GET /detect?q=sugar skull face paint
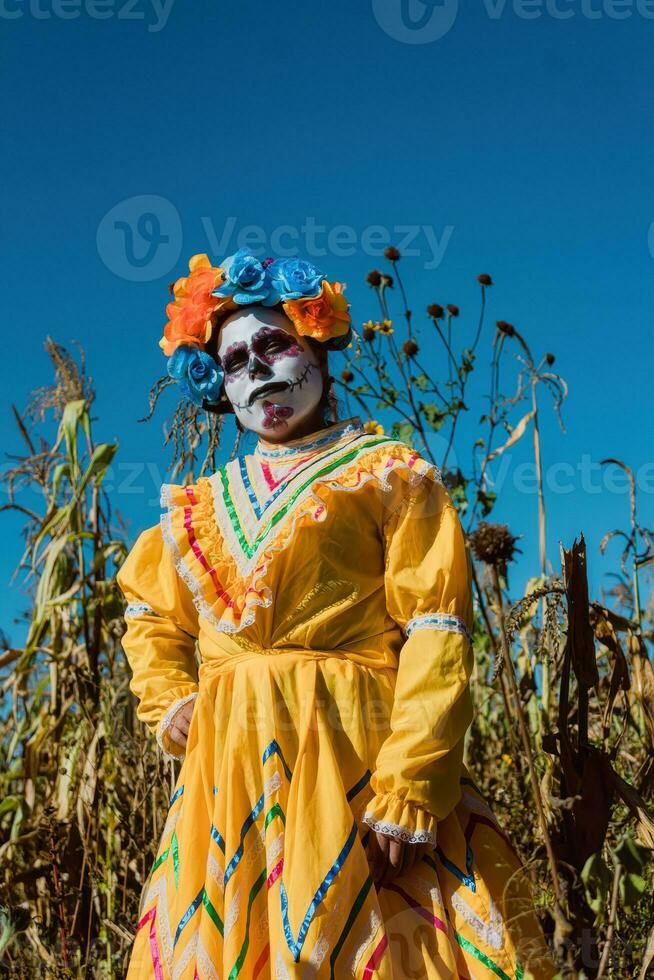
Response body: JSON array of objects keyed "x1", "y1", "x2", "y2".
[{"x1": 216, "y1": 308, "x2": 324, "y2": 439}]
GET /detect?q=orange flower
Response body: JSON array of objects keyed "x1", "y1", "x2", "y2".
[
  {"x1": 283, "y1": 281, "x2": 351, "y2": 343},
  {"x1": 159, "y1": 302, "x2": 216, "y2": 355},
  {"x1": 159, "y1": 254, "x2": 232, "y2": 357}
]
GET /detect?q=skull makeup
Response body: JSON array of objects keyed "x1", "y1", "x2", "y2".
[{"x1": 216, "y1": 307, "x2": 325, "y2": 439}]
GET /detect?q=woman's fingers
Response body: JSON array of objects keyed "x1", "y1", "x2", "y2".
[
  {"x1": 367, "y1": 831, "x2": 390, "y2": 883},
  {"x1": 367, "y1": 833, "x2": 432, "y2": 885},
  {"x1": 179, "y1": 701, "x2": 195, "y2": 725},
  {"x1": 175, "y1": 712, "x2": 191, "y2": 736},
  {"x1": 166, "y1": 699, "x2": 196, "y2": 749},
  {"x1": 400, "y1": 839, "x2": 418, "y2": 877},
  {"x1": 380, "y1": 838, "x2": 404, "y2": 885},
  {"x1": 167, "y1": 723, "x2": 188, "y2": 747}
]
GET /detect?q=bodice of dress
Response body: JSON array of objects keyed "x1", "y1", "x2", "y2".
[{"x1": 158, "y1": 416, "x2": 438, "y2": 672}]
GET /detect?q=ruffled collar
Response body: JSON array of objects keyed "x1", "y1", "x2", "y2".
[{"x1": 255, "y1": 416, "x2": 364, "y2": 461}]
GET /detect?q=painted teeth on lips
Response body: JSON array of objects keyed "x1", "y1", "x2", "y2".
[{"x1": 249, "y1": 381, "x2": 289, "y2": 405}]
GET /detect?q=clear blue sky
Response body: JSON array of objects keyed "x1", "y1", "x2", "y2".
[{"x1": 2, "y1": 0, "x2": 653, "y2": 642}]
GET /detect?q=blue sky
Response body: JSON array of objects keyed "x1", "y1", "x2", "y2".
[{"x1": 2, "y1": 0, "x2": 653, "y2": 640}]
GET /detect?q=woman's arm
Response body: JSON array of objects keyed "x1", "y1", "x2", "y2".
[
  {"x1": 363, "y1": 468, "x2": 474, "y2": 854},
  {"x1": 116, "y1": 523, "x2": 200, "y2": 760}
]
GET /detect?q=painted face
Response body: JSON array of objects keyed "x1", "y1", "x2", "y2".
[{"x1": 216, "y1": 308, "x2": 324, "y2": 439}]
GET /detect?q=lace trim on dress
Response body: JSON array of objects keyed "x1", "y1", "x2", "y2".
[
  {"x1": 405, "y1": 612, "x2": 472, "y2": 644},
  {"x1": 361, "y1": 812, "x2": 437, "y2": 847},
  {"x1": 124, "y1": 601, "x2": 159, "y2": 619},
  {"x1": 255, "y1": 416, "x2": 364, "y2": 460},
  {"x1": 156, "y1": 691, "x2": 198, "y2": 762}
]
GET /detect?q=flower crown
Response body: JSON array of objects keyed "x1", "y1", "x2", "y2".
[{"x1": 159, "y1": 249, "x2": 353, "y2": 408}]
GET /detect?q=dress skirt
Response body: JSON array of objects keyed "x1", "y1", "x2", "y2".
[{"x1": 126, "y1": 653, "x2": 555, "y2": 979}]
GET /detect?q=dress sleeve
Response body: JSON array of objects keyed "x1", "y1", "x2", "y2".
[
  {"x1": 116, "y1": 523, "x2": 200, "y2": 760},
  {"x1": 363, "y1": 468, "x2": 474, "y2": 846}
]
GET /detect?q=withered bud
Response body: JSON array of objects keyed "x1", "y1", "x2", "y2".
[
  {"x1": 403, "y1": 340, "x2": 419, "y2": 358},
  {"x1": 363, "y1": 326, "x2": 376, "y2": 342},
  {"x1": 477, "y1": 273, "x2": 493, "y2": 287},
  {"x1": 367, "y1": 270, "x2": 382, "y2": 287},
  {"x1": 469, "y1": 522, "x2": 520, "y2": 566},
  {"x1": 427, "y1": 303, "x2": 445, "y2": 320},
  {"x1": 447, "y1": 304, "x2": 460, "y2": 317},
  {"x1": 381, "y1": 274, "x2": 394, "y2": 288},
  {"x1": 341, "y1": 369, "x2": 354, "y2": 384},
  {"x1": 384, "y1": 246, "x2": 401, "y2": 262},
  {"x1": 496, "y1": 320, "x2": 515, "y2": 337},
  {"x1": 546, "y1": 352, "x2": 555, "y2": 366}
]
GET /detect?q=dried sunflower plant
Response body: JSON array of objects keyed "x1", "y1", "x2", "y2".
[{"x1": 1, "y1": 257, "x2": 653, "y2": 977}]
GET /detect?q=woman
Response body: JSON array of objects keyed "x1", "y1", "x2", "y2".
[{"x1": 117, "y1": 250, "x2": 555, "y2": 978}]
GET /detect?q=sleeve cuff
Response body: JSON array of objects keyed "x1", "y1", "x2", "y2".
[
  {"x1": 362, "y1": 793, "x2": 438, "y2": 847},
  {"x1": 156, "y1": 691, "x2": 198, "y2": 762}
]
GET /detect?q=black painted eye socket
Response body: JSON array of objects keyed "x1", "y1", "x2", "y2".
[
  {"x1": 262, "y1": 334, "x2": 293, "y2": 355},
  {"x1": 223, "y1": 354, "x2": 247, "y2": 374}
]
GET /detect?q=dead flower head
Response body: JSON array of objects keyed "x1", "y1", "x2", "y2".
[{"x1": 469, "y1": 522, "x2": 521, "y2": 567}]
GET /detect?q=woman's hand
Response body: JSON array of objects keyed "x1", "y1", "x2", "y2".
[
  {"x1": 365, "y1": 830, "x2": 432, "y2": 886},
  {"x1": 166, "y1": 699, "x2": 195, "y2": 750}
]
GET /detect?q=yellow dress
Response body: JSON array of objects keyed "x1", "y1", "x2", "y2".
[{"x1": 117, "y1": 416, "x2": 555, "y2": 980}]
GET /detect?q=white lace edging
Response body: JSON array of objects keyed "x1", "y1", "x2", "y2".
[
  {"x1": 405, "y1": 612, "x2": 472, "y2": 644},
  {"x1": 321, "y1": 449, "x2": 442, "y2": 498},
  {"x1": 156, "y1": 691, "x2": 198, "y2": 762},
  {"x1": 362, "y1": 813, "x2": 437, "y2": 847},
  {"x1": 255, "y1": 418, "x2": 364, "y2": 459},
  {"x1": 124, "y1": 601, "x2": 160, "y2": 619}
]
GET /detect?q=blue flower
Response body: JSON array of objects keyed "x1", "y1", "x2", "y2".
[
  {"x1": 167, "y1": 345, "x2": 224, "y2": 407},
  {"x1": 212, "y1": 248, "x2": 280, "y2": 307},
  {"x1": 267, "y1": 258, "x2": 325, "y2": 301}
]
